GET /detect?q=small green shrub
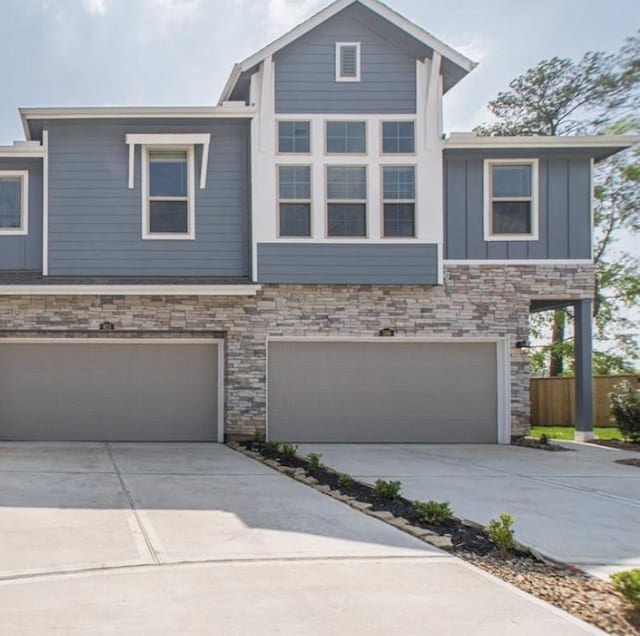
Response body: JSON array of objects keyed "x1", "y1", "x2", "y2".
[
  {"x1": 611, "y1": 569, "x2": 640, "y2": 609},
  {"x1": 338, "y1": 473, "x2": 354, "y2": 489},
  {"x1": 413, "y1": 500, "x2": 452, "y2": 525},
  {"x1": 374, "y1": 479, "x2": 402, "y2": 499},
  {"x1": 610, "y1": 380, "x2": 640, "y2": 442},
  {"x1": 487, "y1": 513, "x2": 515, "y2": 557},
  {"x1": 539, "y1": 433, "x2": 550, "y2": 445},
  {"x1": 253, "y1": 429, "x2": 266, "y2": 443},
  {"x1": 307, "y1": 452, "x2": 322, "y2": 473},
  {"x1": 263, "y1": 440, "x2": 281, "y2": 457},
  {"x1": 280, "y1": 443, "x2": 298, "y2": 460}
]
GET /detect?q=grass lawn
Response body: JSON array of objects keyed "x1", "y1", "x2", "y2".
[{"x1": 529, "y1": 426, "x2": 625, "y2": 440}]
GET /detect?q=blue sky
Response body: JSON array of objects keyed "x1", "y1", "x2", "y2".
[{"x1": 1, "y1": 0, "x2": 639, "y2": 143}]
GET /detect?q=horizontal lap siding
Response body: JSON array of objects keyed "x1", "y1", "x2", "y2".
[
  {"x1": 444, "y1": 151, "x2": 592, "y2": 260},
  {"x1": 46, "y1": 119, "x2": 250, "y2": 276},
  {"x1": 274, "y1": 6, "x2": 416, "y2": 114},
  {"x1": 257, "y1": 243, "x2": 437, "y2": 284},
  {"x1": 0, "y1": 158, "x2": 43, "y2": 271}
]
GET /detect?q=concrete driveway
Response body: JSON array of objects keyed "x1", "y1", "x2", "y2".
[
  {"x1": 298, "y1": 441, "x2": 640, "y2": 579},
  {"x1": 0, "y1": 443, "x2": 601, "y2": 635}
]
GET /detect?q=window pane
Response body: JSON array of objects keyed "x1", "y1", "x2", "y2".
[
  {"x1": 492, "y1": 201, "x2": 532, "y2": 235},
  {"x1": 149, "y1": 200, "x2": 189, "y2": 233},
  {"x1": 280, "y1": 203, "x2": 311, "y2": 237},
  {"x1": 384, "y1": 203, "x2": 415, "y2": 237},
  {"x1": 328, "y1": 203, "x2": 366, "y2": 237},
  {"x1": 492, "y1": 164, "x2": 532, "y2": 197},
  {"x1": 327, "y1": 166, "x2": 366, "y2": 200},
  {"x1": 382, "y1": 122, "x2": 415, "y2": 153},
  {"x1": 149, "y1": 151, "x2": 188, "y2": 197},
  {"x1": 278, "y1": 121, "x2": 310, "y2": 153},
  {"x1": 279, "y1": 166, "x2": 311, "y2": 200},
  {"x1": 326, "y1": 122, "x2": 366, "y2": 153},
  {"x1": 340, "y1": 45, "x2": 358, "y2": 78},
  {"x1": 383, "y1": 166, "x2": 415, "y2": 199},
  {"x1": 0, "y1": 178, "x2": 22, "y2": 228}
]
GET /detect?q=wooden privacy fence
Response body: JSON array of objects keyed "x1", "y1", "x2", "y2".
[{"x1": 530, "y1": 374, "x2": 640, "y2": 427}]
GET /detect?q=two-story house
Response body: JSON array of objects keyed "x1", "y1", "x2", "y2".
[{"x1": 0, "y1": 0, "x2": 636, "y2": 444}]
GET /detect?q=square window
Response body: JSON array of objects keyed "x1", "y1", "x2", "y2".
[
  {"x1": 328, "y1": 203, "x2": 366, "y2": 237},
  {"x1": 382, "y1": 122, "x2": 415, "y2": 154},
  {"x1": 278, "y1": 121, "x2": 310, "y2": 153},
  {"x1": 384, "y1": 203, "x2": 415, "y2": 237},
  {"x1": 280, "y1": 203, "x2": 311, "y2": 237},
  {"x1": 0, "y1": 172, "x2": 28, "y2": 235},
  {"x1": 485, "y1": 160, "x2": 538, "y2": 240},
  {"x1": 326, "y1": 122, "x2": 366, "y2": 154},
  {"x1": 327, "y1": 166, "x2": 366, "y2": 200}
]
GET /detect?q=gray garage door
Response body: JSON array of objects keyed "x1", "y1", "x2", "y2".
[
  {"x1": 0, "y1": 341, "x2": 219, "y2": 441},
  {"x1": 268, "y1": 341, "x2": 498, "y2": 443}
]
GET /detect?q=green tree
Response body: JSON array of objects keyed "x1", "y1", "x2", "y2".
[{"x1": 476, "y1": 33, "x2": 640, "y2": 376}]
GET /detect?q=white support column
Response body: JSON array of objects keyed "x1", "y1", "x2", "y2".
[
  {"x1": 425, "y1": 51, "x2": 442, "y2": 150},
  {"x1": 42, "y1": 129, "x2": 49, "y2": 276}
]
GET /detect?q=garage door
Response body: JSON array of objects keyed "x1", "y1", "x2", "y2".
[
  {"x1": 268, "y1": 341, "x2": 498, "y2": 443},
  {"x1": 0, "y1": 341, "x2": 220, "y2": 441}
]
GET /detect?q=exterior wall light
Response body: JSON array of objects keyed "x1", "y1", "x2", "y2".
[{"x1": 379, "y1": 328, "x2": 395, "y2": 337}]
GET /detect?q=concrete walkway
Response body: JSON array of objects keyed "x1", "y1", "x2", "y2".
[
  {"x1": 0, "y1": 443, "x2": 602, "y2": 635},
  {"x1": 298, "y1": 441, "x2": 640, "y2": 579}
]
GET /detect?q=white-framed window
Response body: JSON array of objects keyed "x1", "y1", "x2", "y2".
[
  {"x1": 326, "y1": 121, "x2": 366, "y2": 154},
  {"x1": 0, "y1": 170, "x2": 28, "y2": 235},
  {"x1": 278, "y1": 165, "x2": 312, "y2": 237},
  {"x1": 382, "y1": 166, "x2": 416, "y2": 237},
  {"x1": 335, "y1": 42, "x2": 361, "y2": 82},
  {"x1": 484, "y1": 159, "x2": 539, "y2": 241},
  {"x1": 326, "y1": 165, "x2": 367, "y2": 237},
  {"x1": 142, "y1": 146, "x2": 195, "y2": 240},
  {"x1": 381, "y1": 121, "x2": 415, "y2": 154},
  {"x1": 278, "y1": 121, "x2": 311, "y2": 154}
]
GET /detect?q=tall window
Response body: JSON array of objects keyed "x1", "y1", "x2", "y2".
[
  {"x1": 485, "y1": 159, "x2": 538, "y2": 240},
  {"x1": 278, "y1": 166, "x2": 311, "y2": 237},
  {"x1": 335, "y1": 42, "x2": 361, "y2": 82},
  {"x1": 278, "y1": 121, "x2": 310, "y2": 153},
  {"x1": 143, "y1": 148, "x2": 194, "y2": 239},
  {"x1": 382, "y1": 122, "x2": 415, "y2": 154},
  {"x1": 383, "y1": 166, "x2": 415, "y2": 237},
  {"x1": 327, "y1": 166, "x2": 367, "y2": 237},
  {"x1": 326, "y1": 121, "x2": 366, "y2": 154},
  {"x1": 0, "y1": 171, "x2": 28, "y2": 235}
]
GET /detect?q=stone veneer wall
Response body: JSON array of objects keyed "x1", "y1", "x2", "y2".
[{"x1": 0, "y1": 264, "x2": 595, "y2": 439}]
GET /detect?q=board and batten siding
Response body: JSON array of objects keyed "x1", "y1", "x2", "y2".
[
  {"x1": 0, "y1": 158, "x2": 43, "y2": 271},
  {"x1": 257, "y1": 243, "x2": 437, "y2": 284},
  {"x1": 43, "y1": 118, "x2": 250, "y2": 277},
  {"x1": 444, "y1": 151, "x2": 592, "y2": 260},
  {"x1": 274, "y1": 4, "x2": 417, "y2": 114}
]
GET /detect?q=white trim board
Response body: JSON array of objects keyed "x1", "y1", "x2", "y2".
[
  {"x1": 444, "y1": 260, "x2": 594, "y2": 265},
  {"x1": 0, "y1": 337, "x2": 225, "y2": 443},
  {"x1": 218, "y1": 0, "x2": 476, "y2": 103},
  {"x1": 0, "y1": 285, "x2": 262, "y2": 296},
  {"x1": 445, "y1": 133, "x2": 640, "y2": 151},
  {"x1": 0, "y1": 146, "x2": 44, "y2": 158},
  {"x1": 265, "y1": 335, "x2": 511, "y2": 444}
]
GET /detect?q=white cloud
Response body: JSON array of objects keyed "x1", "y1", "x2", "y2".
[
  {"x1": 152, "y1": 0, "x2": 200, "y2": 23},
  {"x1": 450, "y1": 37, "x2": 489, "y2": 64},
  {"x1": 267, "y1": 0, "x2": 324, "y2": 36},
  {"x1": 82, "y1": 0, "x2": 109, "y2": 16}
]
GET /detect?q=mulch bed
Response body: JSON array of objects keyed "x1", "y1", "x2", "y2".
[
  {"x1": 511, "y1": 435, "x2": 572, "y2": 452},
  {"x1": 616, "y1": 458, "x2": 640, "y2": 468},
  {"x1": 591, "y1": 439, "x2": 640, "y2": 452},
  {"x1": 238, "y1": 440, "x2": 639, "y2": 635}
]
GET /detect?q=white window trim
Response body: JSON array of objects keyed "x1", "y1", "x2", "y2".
[
  {"x1": 335, "y1": 42, "x2": 361, "y2": 82},
  {"x1": 483, "y1": 158, "x2": 539, "y2": 242},
  {"x1": 381, "y1": 165, "x2": 417, "y2": 238},
  {"x1": 277, "y1": 164, "x2": 313, "y2": 238},
  {"x1": 141, "y1": 145, "x2": 196, "y2": 240},
  {"x1": 325, "y1": 164, "x2": 368, "y2": 238},
  {"x1": 0, "y1": 170, "x2": 29, "y2": 236}
]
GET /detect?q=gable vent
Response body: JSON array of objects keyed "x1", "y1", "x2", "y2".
[{"x1": 336, "y1": 42, "x2": 361, "y2": 82}]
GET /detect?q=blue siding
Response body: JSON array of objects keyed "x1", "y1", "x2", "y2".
[
  {"x1": 42, "y1": 119, "x2": 250, "y2": 276},
  {"x1": 0, "y1": 158, "x2": 43, "y2": 271},
  {"x1": 274, "y1": 4, "x2": 416, "y2": 114},
  {"x1": 444, "y1": 151, "x2": 592, "y2": 260},
  {"x1": 258, "y1": 243, "x2": 438, "y2": 284}
]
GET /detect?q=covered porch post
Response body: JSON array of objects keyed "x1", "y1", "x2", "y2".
[{"x1": 574, "y1": 298, "x2": 594, "y2": 441}]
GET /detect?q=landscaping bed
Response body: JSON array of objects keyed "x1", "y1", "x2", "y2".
[
  {"x1": 616, "y1": 458, "x2": 640, "y2": 468},
  {"x1": 234, "y1": 440, "x2": 639, "y2": 635},
  {"x1": 512, "y1": 435, "x2": 572, "y2": 452},
  {"x1": 591, "y1": 439, "x2": 640, "y2": 452}
]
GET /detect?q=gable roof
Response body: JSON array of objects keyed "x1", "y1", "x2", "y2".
[{"x1": 218, "y1": 0, "x2": 477, "y2": 104}]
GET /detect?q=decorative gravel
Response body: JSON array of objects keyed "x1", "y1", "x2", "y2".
[{"x1": 234, "y1": 441, "x2": 639, "y2": 635}]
